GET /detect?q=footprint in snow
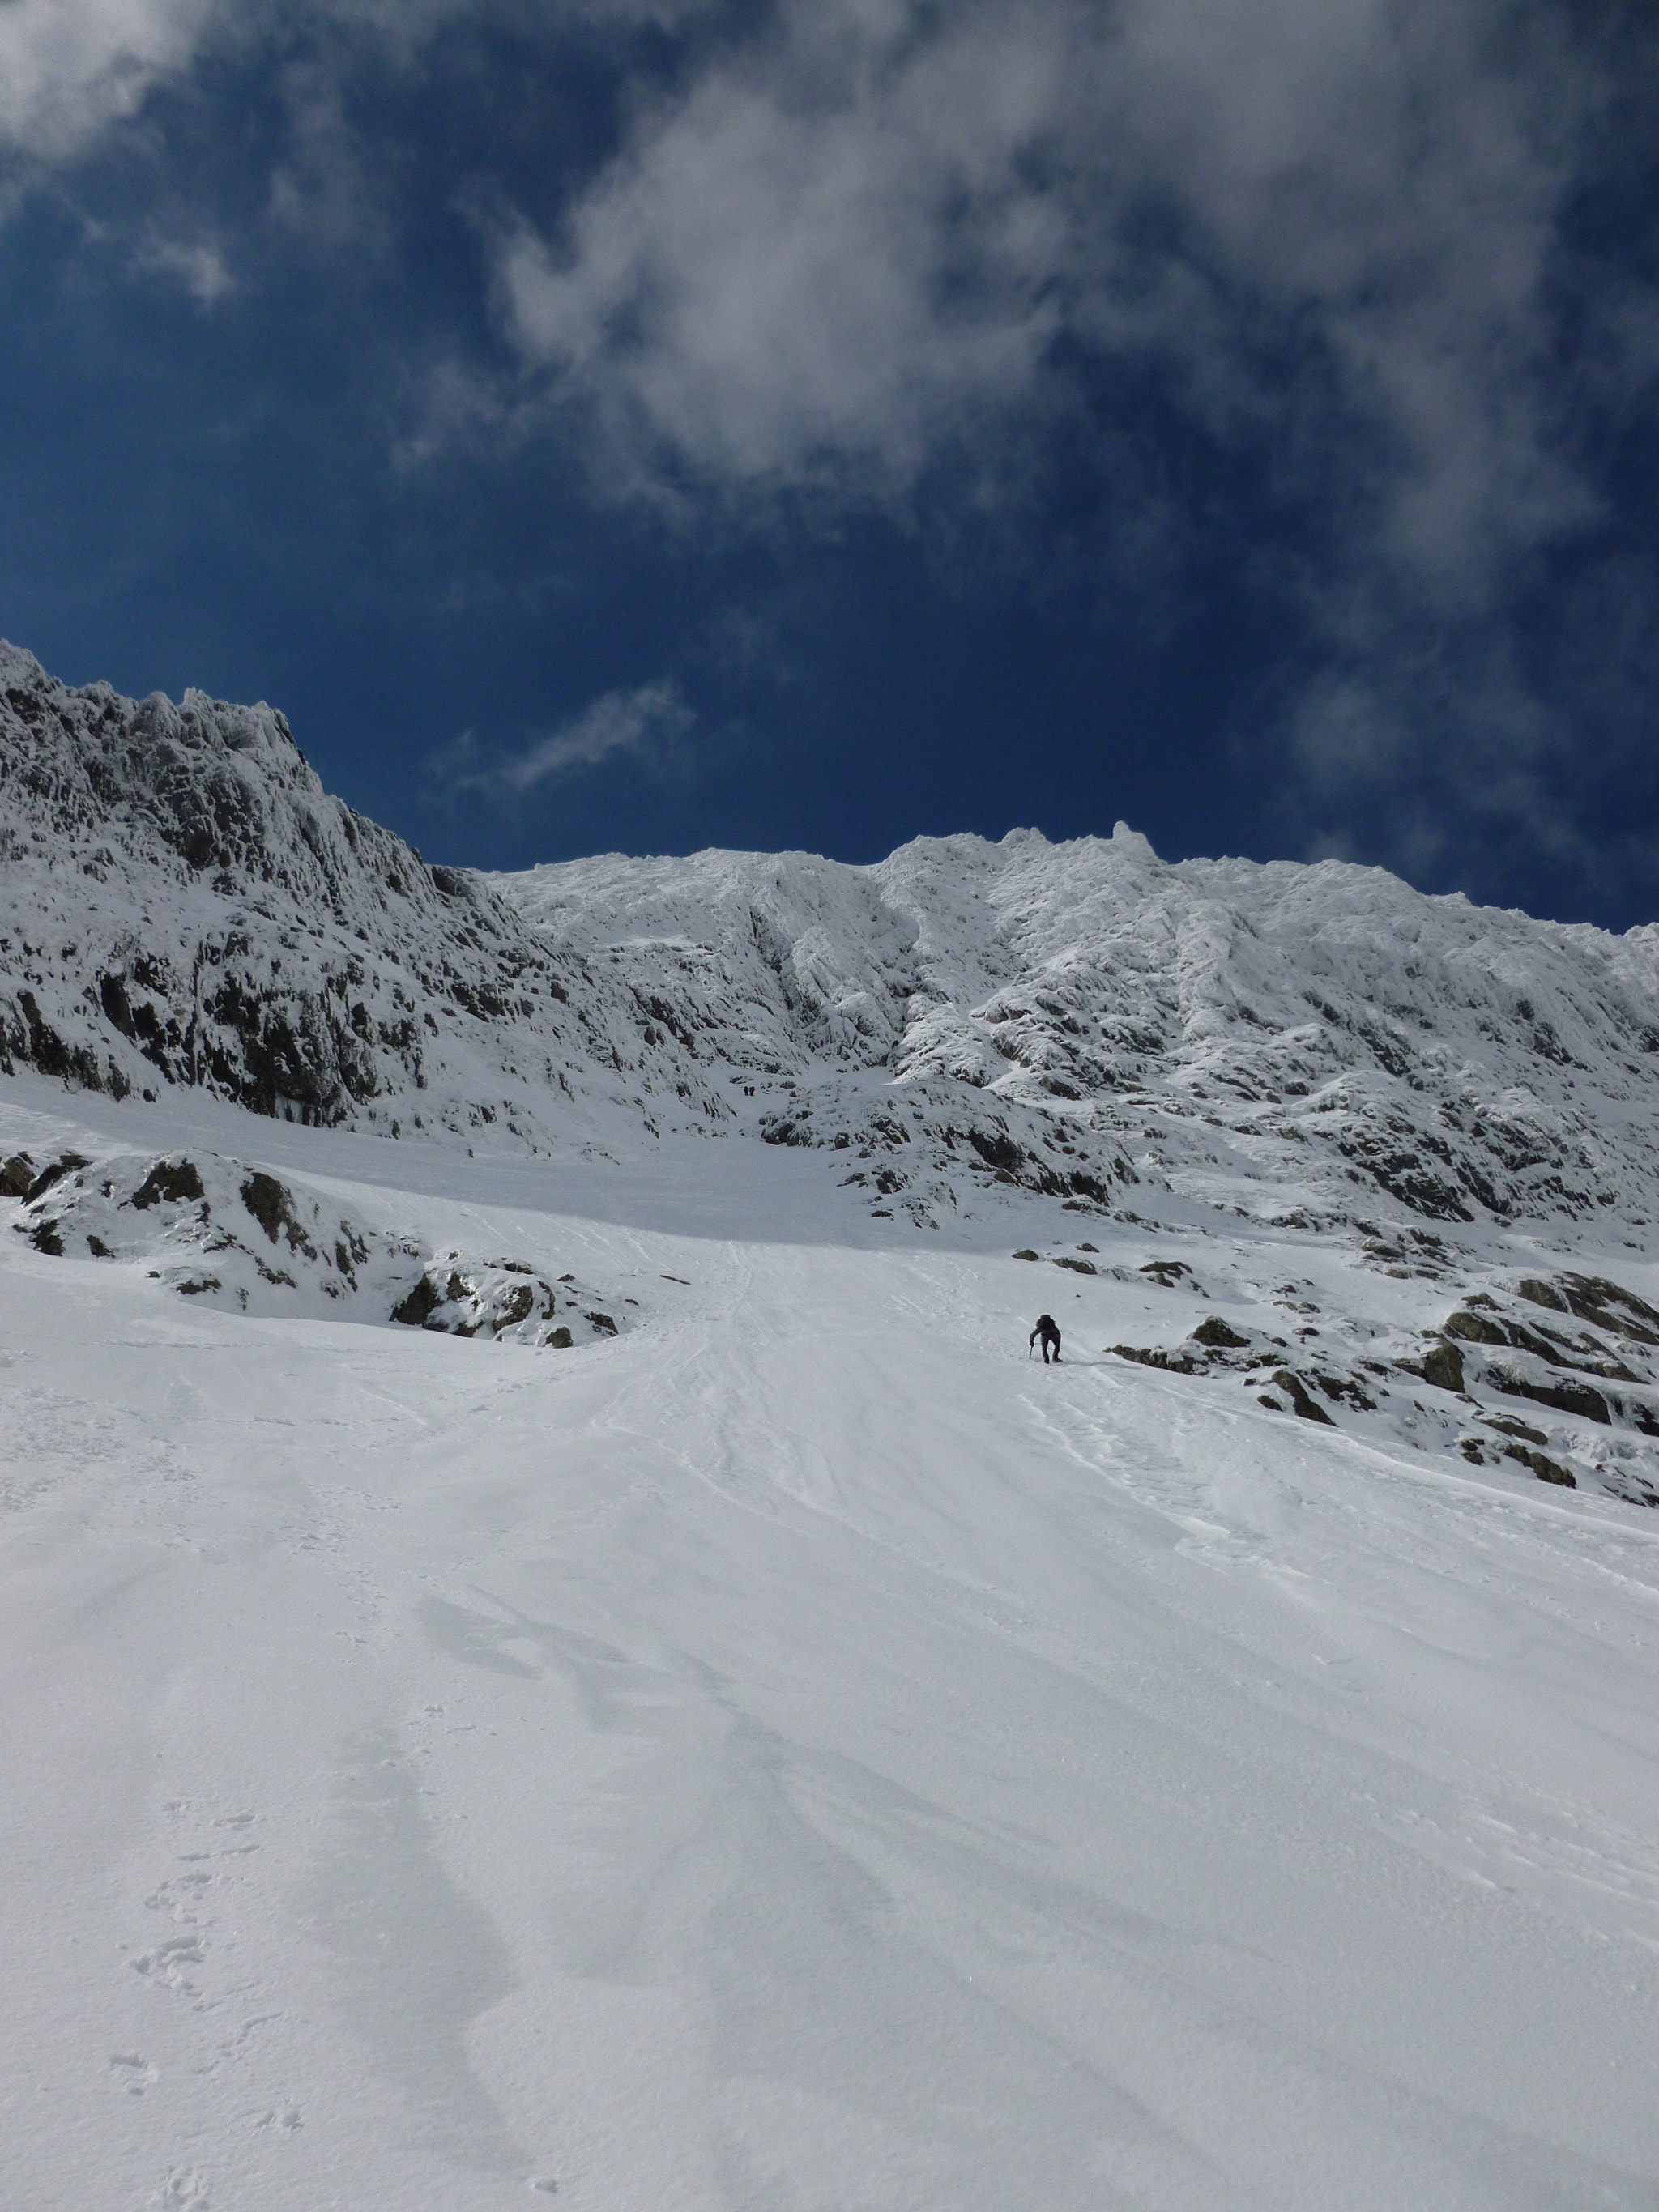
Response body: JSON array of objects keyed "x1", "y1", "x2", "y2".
[
  {"x1": 130, "y1": 1935, "x2": 205, "y2": 1991},
  {"x1": 151, "y1": 2167, "x2": 210, "y2": 2210}
]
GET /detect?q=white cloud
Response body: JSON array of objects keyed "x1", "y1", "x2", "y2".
[
  {"x1": 497, "y1": 0, "x2": 1614, "y2": 576},
  {"x1": 133, "y1": 226, "x2": 234, "y2": 302},
  {"x1": 497, "y1": 2, "x2": 1074, "y2": 492},
  {"x1": 0, "y1": 0, "x2": 220, "y2": 160},
  {"x1": 488, "y1": 0, "x2": 1656, "y2": 863},
  {"x1": 4, "y1": 0, "x2": 1653, "y2": 881},
  {"x1": 501, "y1": 680, "x2": 693, "y2": 788},
  {"x1": 0, "y1": 0, "x2": 727, "y2": 168},
  {"x1": 432, "y1": 680, "x2": 695, "y2": 798}
]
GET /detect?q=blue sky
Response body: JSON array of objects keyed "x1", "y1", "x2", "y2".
[{"x1": 2, "y1": 1, "x2": 1657, "y2": 925}]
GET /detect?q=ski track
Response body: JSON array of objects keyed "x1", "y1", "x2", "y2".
[{"x1": 2, "y1": 1088, "x2": 1659, "y2": 2210}]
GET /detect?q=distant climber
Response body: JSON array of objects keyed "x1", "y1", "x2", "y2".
[{"x1": 1030, "y1": 1314, "x2": 1061, "y2": 1363}]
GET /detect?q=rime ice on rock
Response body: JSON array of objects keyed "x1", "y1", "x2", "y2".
[
  {"x1": 4, "y1": 637, "x2": 1659, "y2": 1238},
  {"x1": 5, "y1": 1140, "x2": 633, "y2": 1344}
]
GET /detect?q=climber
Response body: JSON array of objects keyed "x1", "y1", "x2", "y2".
[{"x1": 1030, "y1": 1313, "x2": 1061, "y2": 1363}]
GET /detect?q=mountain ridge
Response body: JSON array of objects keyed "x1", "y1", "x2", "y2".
[{"x1": 3, "y1": 637, "x2": 1658, "y2": 1238}]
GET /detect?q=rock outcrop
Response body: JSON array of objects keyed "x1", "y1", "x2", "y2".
[{"x1": 6, "y1": 639, "x2": 1659, "y2": 1235}]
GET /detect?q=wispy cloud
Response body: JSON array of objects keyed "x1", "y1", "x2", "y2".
[
  {"x1": 429, "y1": 679, "x2": 695, "y2": 799},
  {"x1": 132, "y1": 225, "x2": 234, "y2": 303}
]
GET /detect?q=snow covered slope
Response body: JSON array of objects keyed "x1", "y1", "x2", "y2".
[
  {"x1": 501, "y1": 829, "x2": 1659, "y2": 1231},
  {"x1": 2, "y1": 1072, "x2": 1657, "y2": 2212}
]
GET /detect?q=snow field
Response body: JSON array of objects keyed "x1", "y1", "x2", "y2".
[{"x1": 2, "y1": 1085, "x2": 1659, "y2": 2210}]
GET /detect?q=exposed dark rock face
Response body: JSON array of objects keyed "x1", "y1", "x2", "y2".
[
  {"x1": 25, "y1": 1153, "x2": 90, "y2": 1202},
  {"x1": 1273, "y1": 1370, "x2": 1337, "y2": 1424},
  {"x1": 391, "y1": 1276, "x2": 445, "y2": 1328},
  {"x1": 1504, "y1": 1443, "x2": 1576, "y2": 1487},
  {"x1": 1519, "y1": 1273, "x2": 1659, "y2": 1345},
  {"x1": 241, "y1": 1171, "x2": 311, "y2": 1251},
  {"x1": 1491, "y1": 1371, "x2": 1611, "y2": 1425},
  {"x1": 1443, "y1": 1307, "x2": 1510, "y2": 1347},
  {"x1": 1191, "y1": 1315, "x2": 1249, "y2": 1349},
  {"x1": 132, "y1": 1159, "x2": 204, "y2": 1209},
  {"x1": 1419, "y1": 1340, "x2": 1466, "y2": 1394},
  {"x1": 1442, "y1": 1303, "x2": 1638, "y2": 1379}
]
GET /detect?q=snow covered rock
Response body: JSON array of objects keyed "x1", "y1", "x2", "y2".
[
  {"x1": 0, "y1": 641, "x2": 608, "y2": 1142},
  {"x1": 6, "y1": 640, "x2": 1659, "y2": 1238},
  {"x1": 3, "y1": 1137, "x2": 633, "y2": 1345},
  {"x1": 390, "y1": 1257, "x2": 624, "y2": 1345},
  {"x1": 1101, "y1": 1251, "x2": 1659, "y2": 1510},
  {"x1": 501, "y1": 825, "x2": 1659, "y2": 1230},
  {"x1": 7, "y1": 1144, "x2": 409, "y2": 1311}
]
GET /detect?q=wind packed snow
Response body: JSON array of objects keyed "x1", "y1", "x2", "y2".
[{"x1": 2, "y1": 647, "x2": 1659, "y2": 2208}]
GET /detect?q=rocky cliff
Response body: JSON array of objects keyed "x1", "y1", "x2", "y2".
[{"x1": 5, "y1": 638, "x2": 1659, "y2": 1235}]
